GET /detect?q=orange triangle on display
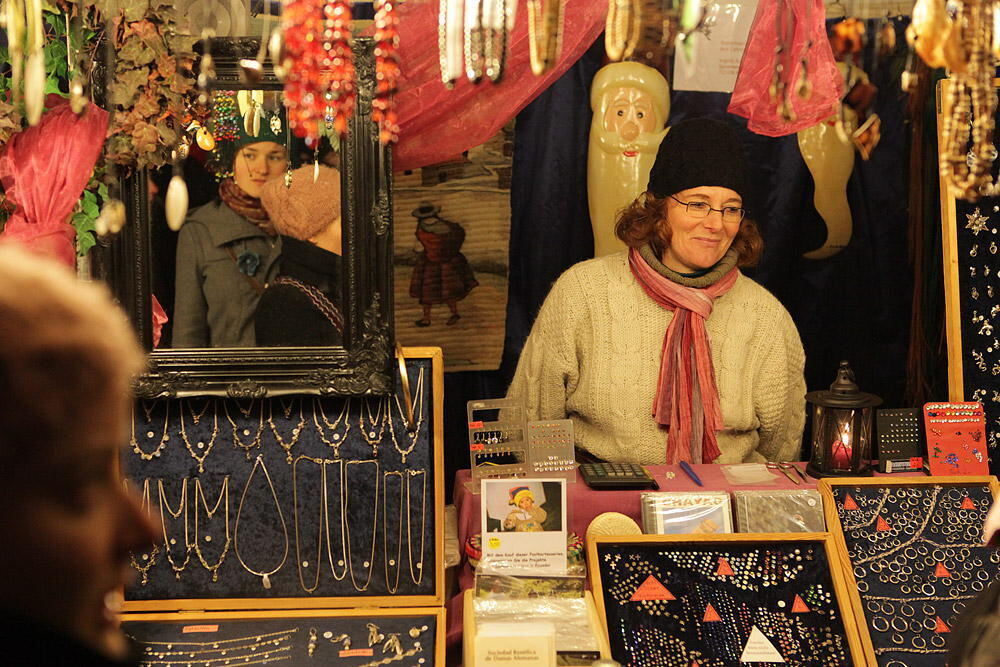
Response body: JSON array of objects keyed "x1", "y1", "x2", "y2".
[
  {"x1": 934, "y1": 563, "x2": 953, "y2": 578},
  {"x1": 703, "y1": 604, "x2": 722, "y2": 622},
  {"x1": 876, "y1": 516, "x2": 891, "y2": 532},
  {"x1": 791, "y1": 595, "x2": 810, "y2": 613},
  {"x1": 629, "y1": 574, "x2": 676, "y2": 602},
  {"x1": 716, "y1": 557, "x2": 735, "y2": 576},
  {"x1": 961, "y1": 497, "x2": 977, "y2": 509},
  {"x1": 842, "y1": 493, "x2": 859, "y2": 510},
  {"x1": 935, "y1": 617, "x2": 951, "y2": 633}
]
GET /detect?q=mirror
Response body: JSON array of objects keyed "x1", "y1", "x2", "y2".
[{"x1": 95, "y1": 37, "x2": 395, "y2": 398}]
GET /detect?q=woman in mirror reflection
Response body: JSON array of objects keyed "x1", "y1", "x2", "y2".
[
  {"x1": 255, "y1": 164, "x2": 344, "y2": 347},
  {"x1": 172, "y1": 121, "x2": 287, "y2": 347},
  {"x1": 507, "y1": 118, "x2": 806, "y2": 466}
]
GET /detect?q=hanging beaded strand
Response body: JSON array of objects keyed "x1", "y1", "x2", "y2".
[
  {"x1": 372, "y1": 0, "x2": 400, "y2": 145},
  {"x1": 283, "y1": 0, "x2": 355, "y2": 142}
]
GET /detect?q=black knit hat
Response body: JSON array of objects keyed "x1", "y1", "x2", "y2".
[{"x1": 646, "y1": 117, "x2": 749, "y2": 200}]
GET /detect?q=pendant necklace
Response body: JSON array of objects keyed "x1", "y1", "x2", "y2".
[
  {"x1": 293, "y1": 455, "x2": 324, "y2": 593},
  {"x1": 388, "y1": 367, "x2": 425, "y2": 464},
  {"x1": 130, "y1": 402, "x2": 170, "y2": 460},
  {"x1": 345, "y1": 459, "x2": 380, "y2": 591},
  {"x1": 224, "y1": 400, "x2": 265, "y2": 460},
  {"x1": 158, "y1": 478, "x2": 192, "y2": 580},
  {"x1": 383, "y1": 470, "x2": 404, "y2": 593},
  {"x1": 313, "y1": 397, "x2": 352, "y2": 458},
  {"x1": 359, "y1": 396, "x2": 388, "y2": 457},
  {"x1": 128, "y1": 478, "x2": 160, "y2": 585},
  {"x1": 188, "y1": 398, "x2": 212, "y2": 425},
  {"x1": 407, "y1": 469, "x2": 428, "y2": 585},
  {"x1": 180, "y1": 399, "x2": 219, "y2": 473},
  {"x1": 194, "y1": 475, "x2": 231, "y2": 583},
  {"x1": 234, "y1": 455, "x2": 289, "y2": 589},
  {"x1": 269, "y1": 399, "x2": 306, "y2": 464},
  {"x1": 324, "y1": 458, "x2": 349, "y2": 581}
]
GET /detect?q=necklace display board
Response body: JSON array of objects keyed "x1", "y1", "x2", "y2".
[
  {"x1": 819, "y1": 476, "x2": 1000, "y2": 666},
  {"x1": 121, "y1": 347, "x2": 444, "y2": 613},
  {"x1": 122, "y1": 608, "x2": 445, "y2": 667},
  {"x1": 587, "y1": 534, "x2": 866, "y2": 666},
  {"x1": 937, "y1": 79, "x2": 1000, "y2": 474}
]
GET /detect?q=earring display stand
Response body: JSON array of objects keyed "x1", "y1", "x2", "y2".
[
  {"x1": 120, "y1": 348, "x2": 445, "y2": 666},
  {"x1": 819, "y1": 476, "x2": 1000, "y2": 665}
]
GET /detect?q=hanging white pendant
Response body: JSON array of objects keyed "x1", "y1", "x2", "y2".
[
  {"x1": 165, "y1": 175, "x2": 189, "y2": 231},
  {"x1": 269, "y1": 29, "x2": 285, "y2": 79},
  {"x1": 24, "y1": 49, "x2": 45, "y2": 126},
  {"x1": 69, "y1": 76, "x2": 88, "y2": 115},
  {"x1": 95, "y1": 199, "x2": 126, "y2": 236}
]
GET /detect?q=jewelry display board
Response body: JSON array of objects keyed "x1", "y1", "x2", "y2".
[
  {"x1": 123, "y1": 608, "x2": 445, "y2": 667},
  {"x1": 587, "y1": 534, "x2": 866, "y2": 666},
  {"x1": 819, "y1": 476, "x2": 1000, "y2": 666},
  {"x1": 937, "y1": 79, "x2": 1000, "y2": 474},
  {"x1": 122, "y1": 347, "x2": 444, "y2": 610}
]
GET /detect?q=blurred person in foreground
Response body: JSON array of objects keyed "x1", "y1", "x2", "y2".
[{"x1": 0, "y1": 243, "x2": 157, "y2": 665}]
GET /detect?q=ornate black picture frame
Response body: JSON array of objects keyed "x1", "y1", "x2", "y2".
[{"x1": 95, "y1": 37, "x2": 394, "y2": 398}]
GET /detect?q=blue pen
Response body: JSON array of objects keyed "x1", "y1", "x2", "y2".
[{"x1": 679, "y1": 460, "x2": 704, "y2": 487}]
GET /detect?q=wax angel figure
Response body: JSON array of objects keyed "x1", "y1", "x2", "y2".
[
  {"x1": 172, "y1": 121, "x2": 288, "y2": 348},
  {"x1": 507, "y1": 118, "x2": 806, "y2": 465}
]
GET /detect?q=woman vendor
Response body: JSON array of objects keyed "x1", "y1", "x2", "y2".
[
  {"x1": 172, "y1": 122, "x2": 287, "y2": 348},
  {"x1": 507, "y1": 117, "x2": 806, "y2": 465}
]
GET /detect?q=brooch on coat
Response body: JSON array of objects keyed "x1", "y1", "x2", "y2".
[{"x1": 237, "y1": 251, "x2": 261, "y2": 276}]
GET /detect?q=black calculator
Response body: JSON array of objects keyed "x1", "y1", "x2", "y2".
[{"x1": 580, "y1": 462, "x2": 660, "y2": 490}]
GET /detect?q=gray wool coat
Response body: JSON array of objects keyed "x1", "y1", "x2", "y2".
[{"x1": 172, "y1": 200, "x2": 282, "y2": 348}]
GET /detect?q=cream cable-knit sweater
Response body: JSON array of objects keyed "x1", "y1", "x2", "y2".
[{"x1": 507, "y1": 249, "x2": 806, "y2": 464}]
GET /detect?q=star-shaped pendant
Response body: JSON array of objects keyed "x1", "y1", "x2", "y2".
[{"x1": 966, "y1": 207, "x2": 990, "y2": 235}]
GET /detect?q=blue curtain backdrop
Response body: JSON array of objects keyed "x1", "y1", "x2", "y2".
[{"x1": 441, "y1": 30, "x2": 916, "y2": 499}]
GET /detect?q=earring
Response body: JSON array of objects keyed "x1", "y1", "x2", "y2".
[
  {"x1": 971, "y1": 244, "x2": 979, "y2": 257},
  {"x1": 307, "y1": 628, "x2": 317, "y2": 657},
  {"x1": 284, "y1": 166, "x2": 293, "y2": 188}
]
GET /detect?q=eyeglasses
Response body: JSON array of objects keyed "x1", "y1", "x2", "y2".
[{"x1": 669, "y1": 196, "x2": 746, "y2": 224}]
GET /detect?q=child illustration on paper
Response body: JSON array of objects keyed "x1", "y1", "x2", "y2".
[{"x1": 503, "y1": 486, "x2": 547, "y2": 532}]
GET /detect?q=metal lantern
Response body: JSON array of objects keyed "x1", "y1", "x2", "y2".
[{"x1": 805, "y1": 360, "x2": 882, "y2": 477}]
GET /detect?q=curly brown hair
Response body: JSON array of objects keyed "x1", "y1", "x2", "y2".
[{"x1": 614, "y1": 191, "x2": 763, "y2": 267}]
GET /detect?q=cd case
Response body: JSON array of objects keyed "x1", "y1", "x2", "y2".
[
  {"x1": 640, "y1": 492, "x2": 733, "y2": 535},
  {"x1": 733, "y1": 489, "x2": 825, "y2": 533}
]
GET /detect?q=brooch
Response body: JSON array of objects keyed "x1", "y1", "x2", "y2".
[{"x1": 237, "y1": 251, "x2": 261, "y2": 276}]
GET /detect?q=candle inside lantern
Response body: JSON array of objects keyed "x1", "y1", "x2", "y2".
[{"x1": 831, "y1": 428, "x2": 852, "y2": 469}]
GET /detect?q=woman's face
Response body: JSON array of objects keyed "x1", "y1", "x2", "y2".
[
  {"x1": 660, "y1": 185, "x2": 742, "y2": 273},
  {"x1": 233, "y1": 141, "x2": 287, "y2": 198}
]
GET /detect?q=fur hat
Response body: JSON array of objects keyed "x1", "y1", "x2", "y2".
[
  {"x1": 646, "y1": 117, "x2": 749, "y2": 200},
  {"x1": 259, "y1": 165, "x2": 341, "y2": 240}
]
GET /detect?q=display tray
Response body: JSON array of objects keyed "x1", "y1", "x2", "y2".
[
  {"x1": 819, "y1": 476, "x2": 1000, "y2": 666},
  {"x1": 122, "y1": 607, "x2": 445, "y2": 667},
  {"x1": 462, "y1": 589, "x2": 610, "y2": 666},
  {"x1": 587, "y1": 533, "x2": 865, "y2": 666},
  {"x1": 122, "y1": 347, "x2": 445, "y2": 611}
]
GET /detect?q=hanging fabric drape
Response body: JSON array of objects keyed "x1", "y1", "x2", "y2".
[
  {"x1": 728, "y1": 0, "x2": 841, "y2": 137},
  {"x1": 389, "y1": 0, "x2": 605, "y2": 171},
  {"x1": 0, "y1": 101, "x2": 109, "y2": 265}
]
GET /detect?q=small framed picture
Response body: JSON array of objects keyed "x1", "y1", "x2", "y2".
[{"x1": 479, "y1": 479, "x2": 567, "y2": 575}]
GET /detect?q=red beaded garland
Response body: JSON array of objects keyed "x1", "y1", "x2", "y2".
[
  {"x1": 282, "y1": 0, "x2": 355, "y2": 141},
  {"x1": 372, "y1": 0, "x2": 400, "y2": 144}
]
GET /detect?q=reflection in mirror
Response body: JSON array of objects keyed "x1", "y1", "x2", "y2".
[{"x1": 148, "y1": 89, "x2": 343, "y2": 349}]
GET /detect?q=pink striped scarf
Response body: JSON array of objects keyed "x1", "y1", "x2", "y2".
[{"x1": 628, "y1": 247, "x2": 740, "y2": 463}]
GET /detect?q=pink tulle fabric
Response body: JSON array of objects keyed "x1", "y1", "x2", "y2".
[
  {"x1": 0, "y1": 101, "x2": 109, "y2": 266},
  {"x1": 388, "y1": 0, "x2": 606, "y2": 171},
  {"x1": 727, "y1": 0, "x2": 841, "y2": 137}
]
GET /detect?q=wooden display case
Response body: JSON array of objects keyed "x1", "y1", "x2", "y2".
[
  {"x1": 587, "y1": 533, "x2": 870, "y2": 665},
  {"x1": 819, "y1": 476, "x2": 1000, "y2": 666},
  {"x1": 120, "y1": 348, "x2": 447, "y2": 666}
]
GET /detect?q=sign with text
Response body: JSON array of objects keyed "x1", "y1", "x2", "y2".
[
  {"x1": 673, "y1": 0, "x2": 758, "y2": 93},
  {"x1": 479, "y1": 478, "x2": 567, "y2": 575}
]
